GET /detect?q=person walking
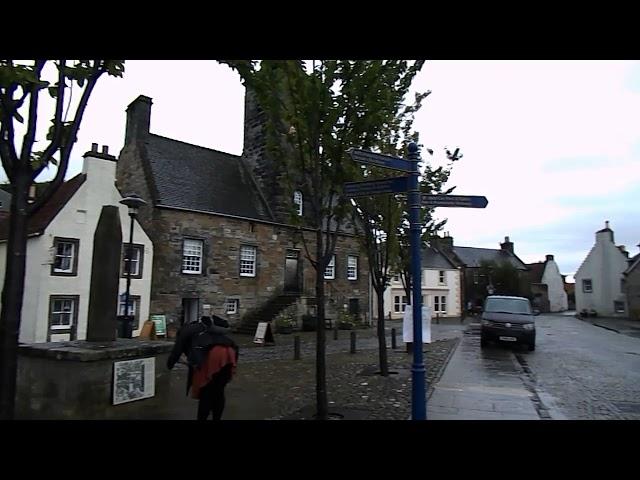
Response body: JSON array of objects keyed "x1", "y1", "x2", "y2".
[{"x1": 167, "y1": 315, "x2": 239, "y2": 420}]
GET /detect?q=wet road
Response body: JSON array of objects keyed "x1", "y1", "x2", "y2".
[{"x1": 429, "y1": 313, "x2": 640, "y2": 420}]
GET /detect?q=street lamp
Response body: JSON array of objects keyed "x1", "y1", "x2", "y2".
[{"x1": 119, "y1": 193, "x2": 147, "y2": 338}]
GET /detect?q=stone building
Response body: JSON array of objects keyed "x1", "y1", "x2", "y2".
[
  {"x1": 116, "y1": 94, "x2": 369, "y2": 332},
  {"x1": 525, "y1": 255, "x2": 568, "y2": 313},
  {"x1": 622, "y1": 245, "x2": 640, "y2": 320}
]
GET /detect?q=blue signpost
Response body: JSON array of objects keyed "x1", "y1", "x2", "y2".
[{"x1": 346, "y1": 142, "x2": 487, "y2": 420}]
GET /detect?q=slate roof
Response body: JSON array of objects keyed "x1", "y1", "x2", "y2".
[
  {"x1": 422, "y1": 246, "x2": 457, "y2": 270},
  {"x1": 452, "y1": 246, "x2": 528, "y2": 270},
  {"x1": 0, "y1": 174, "x2": 86, "y2": 241},
  {"x1": 624, "y1": 253, "x2": 640, "y2": 275},
  {"x1": 143, "y1": 134, "x2": 273, "y2": 222},
  {"x1": 526, "y1": 262, "x2": 546, "y2": 283}
]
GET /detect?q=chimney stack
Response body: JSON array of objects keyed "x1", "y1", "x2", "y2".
[
  {"x1": 545, "y1": 254, "x2": 554, "y2": 262},
  {"x1": 91, "y1": 143, "x2": 98, "y2": 152},
  {"x1": 125, "y1": 95, "x2": 153, "y2": 145},
  {"x1": 500, "y1": 236, "x2": 514, "y2": 254},
  {"x1": 102, "y1": 145, "x2": 109, "y2": 154}
]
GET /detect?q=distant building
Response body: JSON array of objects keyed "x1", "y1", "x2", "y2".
[
  {"x1": 432, "y1": 234, "x2": 529, "y2": 310},
  {"x1": 0, "y1": 144, "x2": 154, "y2": 342},
  {"x1": 526, "y1": 255, "x2": 568, "y2": 312},
  {"x1": 378, "y1": 245, "x2": 462, "y2": 320},
  {"x1": 575, "y1": 221, "x2": 629, "y2": 317},
  {"x1": 622, "y1": 244, "x2": 640, "y2": 320}
]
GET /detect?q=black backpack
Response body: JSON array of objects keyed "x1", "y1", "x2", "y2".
[{"x1": 187, "y1": 323, "x2": 217, "y2": 368}]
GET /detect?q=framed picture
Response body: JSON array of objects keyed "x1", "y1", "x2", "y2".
[{"x1": 112, "y1": 357, "x2": 155, "y2": 405}]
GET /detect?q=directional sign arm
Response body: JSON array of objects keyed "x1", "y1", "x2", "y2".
[
  {"x1": 348, "y1": 149, "x2": 413, "y2": 173},
  {"x1": 421, "y1": 194, "x2": 488, "y2": 208}
]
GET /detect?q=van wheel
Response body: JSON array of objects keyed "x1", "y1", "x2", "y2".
[{"x1": 527, "y1": 343, "x2": 535, "y2": 352}]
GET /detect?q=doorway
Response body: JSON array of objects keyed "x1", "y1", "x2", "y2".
[
  {"x1": 181, "y1": 298, "x2": 200, "y2": 325},
  {"x1": 348, "y1": 298, "x2": 360, "y2": 319},
  {"x1": 284, "y1": 250, "x2": 301, "y2": 293}
]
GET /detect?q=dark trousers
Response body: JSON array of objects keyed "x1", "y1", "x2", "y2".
[{"x1": 197, "y1": 364, "x2": 233, "y2": 421}]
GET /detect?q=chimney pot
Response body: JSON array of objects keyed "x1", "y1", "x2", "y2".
[
  {"x1": 605, "y1": 220, "x2": 610, "y2": 229},
  {"x1": 505, "y1": 236, "x2": 510, "y2": 242},
  {"x1": 102, "y1": 145, "x2": 109, "y2": 154},
  {"x1": 546, "y1": 254, "x2": 554, "y2": 261},
  {"x1": 91, "y1": 143, "x2": 98, "y2": 152}
]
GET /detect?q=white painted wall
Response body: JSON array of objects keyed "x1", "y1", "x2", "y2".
[
  {"x1": 0, "y1": 149, "x2": 154, "y2": 343},
  {"x1": 378, "y1": 268, "x2": 461, "y2": 319},
  {"x1": 541, "y1": 259, "x2": 568, "y2": 312},
  {"x1": 575, "y1": 229, "x2": 628, "y2": 317}
]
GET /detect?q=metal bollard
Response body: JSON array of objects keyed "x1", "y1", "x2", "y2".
[
  {"x1": 294, "y1": 335, "x2": 300, "y2": 360},
  {"x1": 333, "y1": 327, "x2": 338, "y2": 340},
  {"x1": 391, "y1": 328, "x2": 397, "y2": 349},
  {"x1": 350, "y1": 331, "x2": 356, "y2": 354}
]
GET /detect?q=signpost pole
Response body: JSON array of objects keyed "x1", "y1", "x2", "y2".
[{"x1": 408, "y1": 142, "x2": 426, "y2": 420}]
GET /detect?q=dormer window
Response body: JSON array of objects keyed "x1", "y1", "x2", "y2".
[{"x1": 293, "y1": 190, "x2": 303, "y2": 216}]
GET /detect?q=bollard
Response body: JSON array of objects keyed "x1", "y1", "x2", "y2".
[
  {"x1": 294, "y1": 335, "x2": 300, "y2": 360},
  {"x1": 391, "y1": 328, "x2": 397, "y2": 349},
  {"x1": 350, "y1": 331, "x2": 356, "y2": 354},
  {"x1": 333, "y1": 326, "x2": 338, "y2": 340}
]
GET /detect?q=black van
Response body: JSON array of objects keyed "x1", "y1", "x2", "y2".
[{"x1": 480, "y1": 296, "x2": 539, "y2": 351}]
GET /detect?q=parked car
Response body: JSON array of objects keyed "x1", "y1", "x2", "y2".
[{"x1": 480, "y1": 295, "x2": 539, "y2": 351}]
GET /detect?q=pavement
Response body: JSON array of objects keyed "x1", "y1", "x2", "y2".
[
  {"x1": 576, "y1": 313, "x2": 640, "y2": 338},
  {"x1": 160, "y1": 317, "x2": 468, "y2": 420}
]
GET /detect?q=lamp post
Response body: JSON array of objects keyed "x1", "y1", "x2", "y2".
[{"x1": 119, "y1": 193, "x2": 147, "y2": 338}]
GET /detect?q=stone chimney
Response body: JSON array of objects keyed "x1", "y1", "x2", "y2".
[
  {"x1": 434, "y1": 232, "x2": 454, "y2": 252},
  {"x1": 125, "y1": 95, "x2": 153, "y2": 145},
  {"x1": 596, "y1": 220, "x2": 614, "y2": 244},
  {"x1": 500, "y1": 236, "x2": 514, "y2": 254},
  {"x1": 545, "y1": 254, "x2": 554, "y2": 262}
]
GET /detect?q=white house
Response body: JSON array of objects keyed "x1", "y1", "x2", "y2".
[
  {"x1": 575, "y1": 221, "x2": 629, "y2": 317},
  {"x1": 378, "y1": 245, "x2": 462, "y2": 320},
  {"x1": 0, "y1": 144, "x2": 154, "y2": 342},
  {"x1": 526, "y1": 254, "x2": 568, "y2": 312}
]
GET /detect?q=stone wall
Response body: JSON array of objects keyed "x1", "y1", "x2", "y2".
[{"x1": 16, "y1": 340, "x2": 174, "y2": 420}]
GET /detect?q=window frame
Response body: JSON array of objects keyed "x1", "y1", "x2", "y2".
[
  {"x1": 239, "y1": 245, "x2": 257, "y2": 278},
  {"x1": 182, "y1": 238, "x2": 204, "y2": 275},
  {"x1": 439, "y1": 270, "x2": 446, "y2": 285},
  {"x1": 582, "y1": 279, "x2": 593, "y2": 293},
  {"x1": 614, "y1": 301, "x2": 625, "y2": 314},
  {"x1": 121, "y1": 243, "x2": 145, "y2": 279},
  {"x1": 225, "y1": 298, "x2": 240, "y2": 315},
  {"x1": 51, "y1": 237, "x2": 80, "y2": 276},
  {"x1": 347, "y1": 255, "x2": 358, "y2": 281},
  {"x1": 47, "y1": 295, "x2": 79, "y2": 341},
  {"x1": 118, "y1": 295, "x2": 141, "y2": 330},
  {"x1": 293, "y1": 190, "x2": 303, "y2": 216},
  {"x1": 324, "y1": 255, "x2": 336, "y2": 280}
]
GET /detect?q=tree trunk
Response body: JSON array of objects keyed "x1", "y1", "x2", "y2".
[
  {"x1": 0, "y1": 174, "x2": 30, "y2": 420},
  {"x1": 315, "y1": 229, "x2": 328, "y2": 420},
  {"x1": 375, "y1": 286, "x2": 388, "y2": 376}
]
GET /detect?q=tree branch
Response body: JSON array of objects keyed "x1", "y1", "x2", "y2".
[{"x1": 19, "y1": 60, "x2": 46, "y2": 166}]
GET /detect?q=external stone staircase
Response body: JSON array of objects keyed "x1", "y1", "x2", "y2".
[{"x1": 234, "y1": 291, "x2": 301, "y2": 335}]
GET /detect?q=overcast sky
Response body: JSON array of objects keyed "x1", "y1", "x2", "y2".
[{"x1": 6, "y1": 60, "x2": 640, "y2": 281}]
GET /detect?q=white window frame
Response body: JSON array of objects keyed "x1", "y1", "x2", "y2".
[
  {"x1": 123, "y1": 245, "x2": 142, "y2": 277},
  {"x1": 51, "y1": 298, "x2": 75, "y2": 330},
  {"x1": 434, "y1": 296, "x2": 447, "y2": 313},
  {"x1": 240, "y1": 245, "x2": 257, "y2": 277},
  {"x1": 439, "y1": 270, "x2": 446, "y2": 285},
  {"x1": 293, "y1": 190, "x2": 303, "y2": 216},
  {"x1": 582, "y1": 279, "x2": 593, "y2": 293},
  {"x1": 226, "y1": 298, "x2": 239, "y2": 315},
  {"x1": 182, "y1": 239, "x2": 203, "y2": 274},
  {"x1": 347, "y1": 255, "x2": 358, "y2": 280},
  {"x1": 324, "y1": 255, "x2": 335, "y2": 280},
  {"x1": 440, "y1": 296, "x2": 447, "y2": 314},
  {"x1": 53, "y1": 240, "x2": 75, "y2": 273}
]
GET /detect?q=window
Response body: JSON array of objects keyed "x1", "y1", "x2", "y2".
[
  {"x1": 439, "y1": 270, "x2": 446, "y2": 285},
  {"x1": 473, "y1": 271, "x2": 479, "y2": 285},
  {"x1": 51, "y1": 238, "x2": 79, "y2": 275},
  {"x1": 293, "y1": 190, "x2": 303, "y2": 216},
  {"x1": 240, "y1": 245, "x2": 257, "y2": 277},
  {"x1": 48, "y1": 295, "x2": 79, "y2": 340},
  {"x1": 434, "y1": 296, "x2": 447, "y2": 313},
  {"x1": 393, "y1": 275, "x2": 399, "y2": 282},
  {"x1": 226, "y1": 298, "x2": 239, "y2": 315},
  {"x1": 182, "y1": 239, "x2": 203, "y2": 274},
  {"x1": 614, "y1": 301, "x2": 625, "y2": 314},
  {"x1": 347, "y1": 255, "x2": 358, "y2": 280},
  {"x1": 118, "y1": 295, "x2": 141, "y2": 330},
  {"x1": 394, "y1": 295, "x2": 408, "y2": 312},
  {"x1": 324, "y1": 255, "x2": 335, "y2": 280},
  {"x1": 121, "y1": 244, "x2": 144, "y2": 278},
  {"x1": 582, "y1": 279, "x2": 593, "y2": 293}
]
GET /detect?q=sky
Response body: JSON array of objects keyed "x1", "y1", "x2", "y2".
[{"x1": 4, "y1": 60, "x2": 639, "y2": 281}]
